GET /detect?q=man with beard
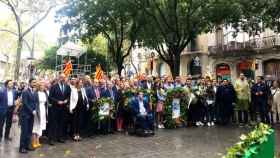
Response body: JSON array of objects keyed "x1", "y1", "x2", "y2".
[
  {"x1": 251, "y1": 76, "x2": 270, "y2": 124},
  {"x1": 216, "y1": 79, "x2": 236, "y2": 125},
  {"x1": 234, "y1": 73, "x2": 250, "y2": 126},
  {"x1": 19, "y1": 78, "x2": 38, "y2": 153}
]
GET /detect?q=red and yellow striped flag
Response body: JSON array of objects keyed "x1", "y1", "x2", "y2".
[
  {"x1": 95, "y1": 64, "x2": 103, "y2": 80},
  {"x1": 63, "y1": 60, "x2": 73, "y2": 77}
]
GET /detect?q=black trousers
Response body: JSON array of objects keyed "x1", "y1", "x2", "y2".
[
  {"x1": 0, "y1": 106, "x2": 15, "y2": 139},
  {"x1": 19, "y1": 115, "x2": 34, "y2": 150},
  {"x1": 72, "y1": 107, "x2": 83, "y2": 135},
  {"x1": 257, "y1": 102, "x2": 270, "y2": 124},
  {"x1": 49, "y1": 105, "x2": 66, "y2": 141},
  {"x1": 238, "y1": 110, "x2": 248, "y2": 124}
]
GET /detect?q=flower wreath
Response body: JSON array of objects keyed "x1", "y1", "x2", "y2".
[
  {"x1": 91, "y1": 97, "x2": 115, "y2": 121},
  {"x1": 163, "y1": 87, "x2": 189, "y2": 129}
]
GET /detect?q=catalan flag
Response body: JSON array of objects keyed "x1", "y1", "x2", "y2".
[
  {"x1": 95, "y1": 64, "x2": 104, "y2": 80},
  {"x1": 63, "y1": 60, "x2": 73, "y2": 77}
]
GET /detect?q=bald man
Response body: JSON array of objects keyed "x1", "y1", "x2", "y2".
[{"x1": 48, "y1": 74, "x2": 71, "y2": 145}]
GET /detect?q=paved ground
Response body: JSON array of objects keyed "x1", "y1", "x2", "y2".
[{"x1": 0, "y1": 125, "x2": 279, "y2": 158}]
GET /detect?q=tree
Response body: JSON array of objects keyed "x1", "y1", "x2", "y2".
[
  {"x1": 57, "y1": 0, "x2": 144, "y2": 76},
  {"x1": 223, "y1": 0, "x2": 280, "y2": 36},
  {"x1": 0, "y1": 0, "x2": 60, "y2": 80},
  {"x1": 37, "y1": 46, "x2": 58, "y2": 70},
  {"x1": 80, "y1": 49, "x2": 112, "y2": 74},
  {"x1": 133, "y1": 0, "x2": 240, "y2": 78},
  {"x1": 38, "y1": 45, "x2": 111, "y2": 74}
]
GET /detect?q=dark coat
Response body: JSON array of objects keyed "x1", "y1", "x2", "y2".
[
  {"x1": 0, "y1": 87, "x2": 17, "y2": 113},
  {"x1": 251, "y1": 82, "x2": 269, "y2": 106},
  {"x1": 48, "y1": 83, "x2": 71, "y2": 107},
  {"x1": 216, "y1": 84, "x2": 236, "y2": 106},
  {"x1": 21, "y1": 88, "x2": 39, "y2": 118},
  {"x1": 131, "y1": 99, "x2": 150, "y2": 116}
]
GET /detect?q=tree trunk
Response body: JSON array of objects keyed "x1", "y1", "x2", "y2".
[
  {"x1": 117, "y1": 63, "x2": 123, "y2": 77},
  {"x1": 14, "y1": 36, "x2": 23, "y2": 80},
  {"x1": 169, "y1": 53, "x2": 181, "y2": 79}
]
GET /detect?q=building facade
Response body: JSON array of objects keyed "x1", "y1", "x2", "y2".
[{"x1": 154, "y1": 29, "x2": 280, "y2": 81}]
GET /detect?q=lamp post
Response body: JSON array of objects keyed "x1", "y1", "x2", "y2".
[{"x1": 27, "y1": 57, "x2": 36, "y2": 80}]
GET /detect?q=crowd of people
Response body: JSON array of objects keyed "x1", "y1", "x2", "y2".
[{"x1": 0, "y1": 73, "x2": 280, "y2": 154}]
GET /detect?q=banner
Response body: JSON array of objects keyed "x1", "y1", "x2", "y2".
[
  {"x1": 172, "y1": 98, "x2": 180, "y2": 119},
  {"x1": 99, "y1": 103, "x2": 110, "y2": 116}
]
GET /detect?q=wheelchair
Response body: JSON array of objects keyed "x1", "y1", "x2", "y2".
[{"x1": 129, "y1": 113, "x2": 155, "y2": 137}]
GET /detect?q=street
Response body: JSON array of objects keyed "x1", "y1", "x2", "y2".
[{"x1": 1, "y1": 125, "x2": 279, "y2": 158}]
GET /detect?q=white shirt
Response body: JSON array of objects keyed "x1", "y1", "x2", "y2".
[
  {"x1": 139, "y1": 100, "x2": 146, "y2": 115},
  {"x1": 7, "y1": 90, "x2": 14, "y2": 106}
]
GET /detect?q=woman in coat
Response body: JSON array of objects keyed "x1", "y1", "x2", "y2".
[
  {"x1": 70, "y1": 79, "x2": 89, "y2": 141},
  {"x1": 271, "y1": 80, "x2": 280, "y2": 124},
  {"x1": 32, "y1": 81, "x2": 48, "y2": 148}
]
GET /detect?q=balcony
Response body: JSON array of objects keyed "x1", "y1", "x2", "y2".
[{"x1": 209, "y1": 35, "x2": 280, "y2": 57}]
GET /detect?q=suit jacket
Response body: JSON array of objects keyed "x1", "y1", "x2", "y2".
[
  {"x1": 49, "y1": 83, "x2": 71, "y2": 107},
  {"x1": 0, "y1": 87, "x2": 17, "y2": 113},
  {"x1": 100, "y1": 87, "x2": 117, "y2": 101},
  {"x1": 251, "y1": 82, "x2": 269, "y2": 104},
  {"x1": 85, "y1": 85, "x2": 100, "y2": 102},
  {"x1": 21, "y1": 88, "x2": 39, "y2": 117},
  {"x1": 131, "y1": 99, "x2": 150, "y2": 116},
  {"x1": 70, "y1": 87, "x2": 89, "y2": 112}
]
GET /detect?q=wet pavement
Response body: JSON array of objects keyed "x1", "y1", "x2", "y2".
[{"x1": 0, "y1": 125, "x2": 279, "y2": 158}]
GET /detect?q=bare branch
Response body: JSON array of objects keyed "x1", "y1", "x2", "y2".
[
  {"x1": 22, "y1": 6, "x2": 54, "y2": 37},
  {"x1": 0, "y1": 29, "x2": 33, "y2": 53}
]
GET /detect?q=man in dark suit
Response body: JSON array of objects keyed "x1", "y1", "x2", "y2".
[
  {"x1": 132, "y1": 92, "x2": 154, "y2": 134},
  {"x1": 216, "y1": 79, "x2": 236, "y2": 125},
  {"x1": 251, "y1": 76, "x2": 270, "y2": 124},
  {"x1": 19, "y1": 78, "x2": 38, "y2": 153},
  {"x1": 48, "y1": 74, "x2": 71, "y2": 144},
  {"x1": 100, "y1": 81, "x2": 118, "y2": 101},
  {"x1": 0, "y1": 80, "x2": 18, "y2": 142}
]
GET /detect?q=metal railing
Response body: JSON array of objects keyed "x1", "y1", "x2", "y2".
[
  {"x1": 209, "y1": 35, "x2": 280, "y2": 54},
  {"x1": 55, "y1": 64, "x2": 92, "y2": 77}
]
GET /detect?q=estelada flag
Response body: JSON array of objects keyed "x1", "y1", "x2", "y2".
[
  {"x1": 63, "y1": 60, "x2": 73, "y2": 77},
  {"x1": 95, "y1": 64, "x2": 103, "y2": 80}
]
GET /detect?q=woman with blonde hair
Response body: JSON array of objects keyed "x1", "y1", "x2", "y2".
[{"x1": 32, "y1": 81, "x2": 48, "y2": 148}]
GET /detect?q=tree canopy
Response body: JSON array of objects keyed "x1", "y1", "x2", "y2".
[
  {"x1": 57, "y1": 0, "x2": 144, "y2": 76},
  {"x1": 57, "y1": 0, "x2": 280, "y2": 78}
]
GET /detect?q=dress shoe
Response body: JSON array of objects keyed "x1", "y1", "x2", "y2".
[
  {"x1": 49, "y1": 140, "x2": 55, "y2": 146},
  {"x1": 19, "y1": 148, "x2": 28, "y2": 154},
  {"x1": 5, "y1": 137, "x2": 12, "y2": 141},
  {"x1": 26, "y1": 147, "x2": 35, "y2": 151},
  {"x1": 57, "y1": 139, "x2": 65, "y2": 143}
]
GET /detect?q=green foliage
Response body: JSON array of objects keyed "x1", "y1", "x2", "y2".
[
  {"x1": 221, "y1": 0, "x2": 280, "y2": 36},
  {"x1": 80, "y1": 49, "x2": 112, "y2": 73},
  {"x1": 134, "y1": 0, "x2": 239, "y2": 77},
  {"x1": 37, "y1": 46, "x2": 58, "y2": 70},
  {"x1": 57, "y1": 0, "x2": 144, "y2": 75},
  {"x1": 163, "y1": 87, "x2": 189, "y2": 129},
  {"x1": 91, "y1": 97, "x2": 115, "y2": 121},
  {"x1": 223, "y1": 123, "x2": 274, "y2": 158},
  {"x1": 38, "y1": 44, "x2": 110, "y2": 73}
]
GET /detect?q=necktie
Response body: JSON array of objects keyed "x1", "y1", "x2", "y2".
[{"x1": 95, "y1": 88, "x2": 100, "y2": 99}]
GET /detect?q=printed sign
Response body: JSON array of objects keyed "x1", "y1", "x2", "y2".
[
  {"x1": 172, "y1": 98, "x2": 180, "y2": 119},
  {"x1": 99, "y1": 103, "x2": 110, "y2": 116}
]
